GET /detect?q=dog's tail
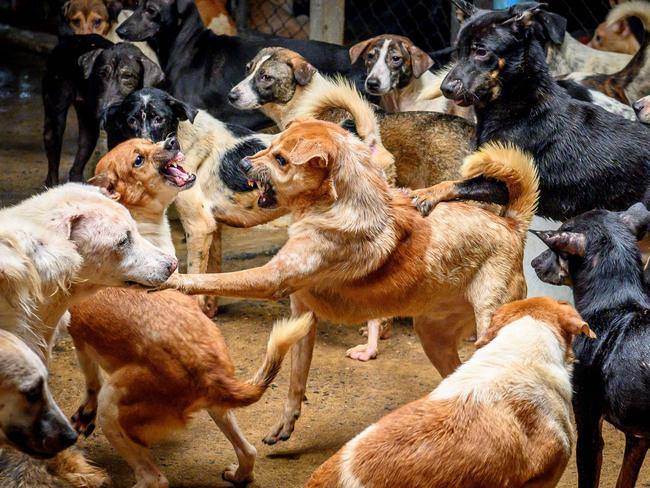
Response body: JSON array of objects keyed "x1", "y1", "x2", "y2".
[
  {"x1": 215, "y1": 313, "x2": 313, "y2": 408},
  {"x1": 607, "y1": 1, "x2": 650, "y2": 33},
  {"x1": 462, "y1": 142, "x2": 539, "y2": 233},
  {"x1": 293, "y1": 75, "x2": 394, "y2": 171}
]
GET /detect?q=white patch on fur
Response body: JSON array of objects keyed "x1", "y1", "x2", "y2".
[
  {"x1": 366, "y1": 40, "x2": 392, "y2": 94},
  {"x1": 232, "y1": 54, "x2": 271, "y2": 109},
  {"x1": 339, "y1": 424, "x2": 375, "y2": 488},
  {"x1": 587, "y1": 89, "x2": 636, "y2": 120}
]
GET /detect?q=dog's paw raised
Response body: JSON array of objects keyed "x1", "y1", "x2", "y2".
[
  {"x1": 222, "y1": 463, "x2": 254, "y2": 486},
  {"x1": 263, "y1": 414, "x2": 299, "y2": 445},
  {"x1": 410, "y1": 190, "x2": 439, "y2": 217},
  {"x1": 346, "y1": 344, "x2": 377, "y2": 362},
  {"x1": 71, "y1": 406, "x2": 97, "y2": 437}
]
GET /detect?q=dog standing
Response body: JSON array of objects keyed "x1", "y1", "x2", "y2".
[
  {"x1": 306, "y1": 297, "x2": 591, "y2": 488},
  {"x1": 532, "y1": 203, "x2": 650, "y2": 488}
]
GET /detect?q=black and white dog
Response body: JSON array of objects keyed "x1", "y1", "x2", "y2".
[
  {"x1": 531, "y1": 202, "x2": 650, "y2": 488},
  {"x1": 115, "y1": 0, "x2": 366, "y2": 129}
]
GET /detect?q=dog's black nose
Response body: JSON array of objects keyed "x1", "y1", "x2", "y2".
[
  {"x1": 164, "y1": 135, "x2": 179, "y2": 151},
  {"x1": 228, "y1": 89, "x2": 240, "y2": 104},
  {"x1": 633, "y1": 100, "x2": 643, "y2": 114},
  {"x1": 441, "y1": 79, "x2": 463, "y2": 99},
  {"x1": 365, "y1": 78, "x2": 380, "y2": 92},
  {"x1": 240, "y1": 157, "x2": 253, "y2": 173}
]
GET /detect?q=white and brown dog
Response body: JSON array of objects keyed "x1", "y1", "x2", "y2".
[{"x1": 306, "y1": 297, "x2": 594, "y2": 488}]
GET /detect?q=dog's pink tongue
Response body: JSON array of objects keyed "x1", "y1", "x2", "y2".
[{"x1": 168, "y1": 166, "x2": 188, "y2": 186}]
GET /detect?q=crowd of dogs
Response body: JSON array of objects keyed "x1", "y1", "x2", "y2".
[{"x1": 3, "y1": 0, "x2": 650, "y2": 486}]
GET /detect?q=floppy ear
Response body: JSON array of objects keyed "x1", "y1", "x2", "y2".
[
  {"x1": 451, "y1": 0, "x2": 477, "y2": 18},
  {"x1": 140, "y1": 56, "x2": 164, "y2": 87},
  {"x1": 166, "y1": 93, "x2": 198, "y2": 123},
  {"x1": 289, "y1": 140, "x2": 331, "y2": 167},
  {"x1": 537, "y1": 10, "x2": 567, "y2": 45},
  {"x1": 531, "y1": 230, "x2": 586, "y2": 257},
  {"x1": 78, "y1": 49, "x2": 104, "y2": 79},
  {"x1": 87, "y1": 173, "x2": 121, "y2": 201},
  {"x1": 289, "y1": 57, "x2": 316, "y2": 86},
  {"x1": 562, "y1": 314, "x2": 596, "y2": 339},
  {"x1": 349, "y1": 38, "x2": 375, "y2": 64},
  {"x1": 621, "y1": 202, "x2": 650, "y2": 239},
  {"x1": 407, "y1": 44, "x2": 433, "y2": 78}
]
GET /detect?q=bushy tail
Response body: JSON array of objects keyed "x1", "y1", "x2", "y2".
[
  {"x1": 607, "y1": 1, "x2": 650, "y2": 31},
  {"x1": 461, "y1": 142, "x2": 539, "y2": 233},
  {"x1": 215, "y1": 313, "x2": 313, "y2": 407},
  {"x1": 292, "y1": 75, "x2": 394, "y2": 170}
]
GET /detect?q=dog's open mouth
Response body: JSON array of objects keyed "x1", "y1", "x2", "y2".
[
  {"x1": 247, "y1": 176, "x2": 278, "y2": 209},
  {"x1": 159, "y1": 153, "x2": 196, "y2": 188}
]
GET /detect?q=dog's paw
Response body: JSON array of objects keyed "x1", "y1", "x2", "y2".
[
  {"x1": 346, "y1": 344, "x2": 377, "y2": 362},
  {"x1": 222, "y1": 463, "x2": 254, "y2": 486},
  {"x1": 71, "y1": 406, "x2": 97, "y2": 437},
  {"x1": 198, "y1": 295, "x2": 219, "y2": 318},
  {"x1": 263, "y1": 413, "x2": 299, "y2": 445},
  {"x1": 410, "y1": 190, "x2": 440, "y2": 217}
]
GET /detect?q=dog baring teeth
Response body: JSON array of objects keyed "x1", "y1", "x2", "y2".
[
  {"x1": 161, "y1": 154, "x2": 196, "y2": 187},
  {"x1": 258, "y1": 182, "x2": 277, "y2": 208}
]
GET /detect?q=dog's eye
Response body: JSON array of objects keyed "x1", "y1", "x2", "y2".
[
  {"x1": 391, "y1": 55, "x2": 402, "y2": 64},
  {"x1": 128, "y1": 116, "x2": 138, "y2": 128},
  {"x1": 260, "y1": 74, "x2": 272, "y2": 83},
  {"x1": 72, "y1": 19, "x2": 81, "y2": 26},
  {"x1": 134, "y1": 154, "x2": 145, "y2": 167},
  {"x1": 118, "y1": 232, "x2": 131, "y2": 248},
  {"x1": 275, "y1": 154, "x2": 287, "y2": 166},
  {"x1": 367, "y1": 51, "x2": 375, "y2": 60},
  {"x1": 474, "y1": 47, "x2": 489, "y2": 59},
  {"x1": 21, "y1": 379, "x2": 43, "y2": 404},
  {"x1": 93, "y1": 19, "x2": 101, "y2": 27},
  {"x1": 146, "y1": 6, "x2": 157, "y2": 15}
]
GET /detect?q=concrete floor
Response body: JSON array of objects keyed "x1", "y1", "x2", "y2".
[{"x1": 1, "y1": 45, "x2": 649, "y2": 487}]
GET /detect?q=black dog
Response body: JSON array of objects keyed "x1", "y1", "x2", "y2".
[
  {"x1": 531, "y1": 203, "x2": 650, "y2": 488},
  {"x1": 42, "y1": 35, "x2": 164, "y2": 186},
  {"x1": 115, "y1": 0, "x2": 366, "y2": 129},
  {"x1": 412, "y1": 2, "x2": 650, "y2": 222}
]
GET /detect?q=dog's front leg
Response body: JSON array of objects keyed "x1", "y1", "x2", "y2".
[
  {"x1": 69, "y1": 102, "x2": 100, "y2": 182},
  {"x1": 263, "y1": 294, "x2": 317, "y2": 445}
]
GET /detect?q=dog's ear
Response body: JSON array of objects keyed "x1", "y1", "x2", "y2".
[
  {"x1": 406, "y1": 44, "x2": 433, "y2": 78},
  {"x1": 451, "y1": 0, "x2": 477, "y2": 19},
  {"x1": 166, "y1": 93, "x2": 198, "y2": 123},
  {"x1": 561, "y1": 314, "x2": 596, "y2": 339},
  {"x1": 503, "y1": 4, "x2": 566, "y2": 45},
  {"x1": 78, "y1": 49, "x2": 104, "y2": 79},
  {"x1": 289, "y1": 139, "x2": 332, "y2": 167},
  {"x1": 531, "y1": 230, "x2": 586, "y2": 257},
  {"x1": 289, "y1": 57, "x2": 316, "y2": 86},
  {"x1": 140, "y1": 56, "x2": 165, "y2": 87},
  {"x1": 88, "y1": 173, "x2": 121, "y2": 201},
  {"x1": 349, "y1": 38, "x2": 376, "y2": 64},
  {"x1": 621, "y1": 203, "x2": 650, "y2": 239},
  {"x1": 536, "y1": 11, "x2": 567, "y2": 45}
]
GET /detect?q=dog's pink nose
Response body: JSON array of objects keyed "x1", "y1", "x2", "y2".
[{"x1": 167, "y1": 258, "x2": 178, "y2": 275}]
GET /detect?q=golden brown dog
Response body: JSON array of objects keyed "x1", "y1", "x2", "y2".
[
  {"x1": 305, "y1": 297, "x2": 594, "y2": 488},
  {"x1": 160, "y1": 119, "x2": 538, "y2": 445},
  {"x1": 63, "y1": 0, "x2": 111, "y2": 35},
  {"x1": 69, "y1": 138, "x2": 310, "y2": 487}
]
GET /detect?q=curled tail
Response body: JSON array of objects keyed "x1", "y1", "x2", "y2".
[
  {"x1": 215, "y1": 313, "x2": 313, "y2": 407},
  {"x1": 461, "y1": 142, "x2": 539, "y2": 233},
  {"x1": 607, "y1": 1, "x2": 650, "y2": 30}
]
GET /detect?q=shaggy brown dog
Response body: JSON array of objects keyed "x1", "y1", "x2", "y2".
[
  {"x1": 305, "y1": 297, "x2": 593, "y2": 488},
  {"x1": 159, "y1": 119, "x2": 537, "y2": 445}
]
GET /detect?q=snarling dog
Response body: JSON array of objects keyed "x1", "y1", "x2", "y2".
[
  {"x1": 414, "y1": 2, "x2": 650, "y2": 224},
  {"x1": 159, "y1": 120, "x2": 537, "y2": 445},
  {"x1": 531, "y1": 203, "x2": 650, "y2": 488},
  {"x1": 62, "y1": 0, "x2": 112, "y2": 35},
  {"x1": 306, "y1": 297, "x2": 591, "y2": 488},
  {"x1": 349, "y1": 34, "x2": 473, "y2": 121},
  {"x1": 64, "y1": 138, "x2": 309, "y2": 487},
  {"x1": 42, "y1": 35, "x2": 164, "y2": 186}
]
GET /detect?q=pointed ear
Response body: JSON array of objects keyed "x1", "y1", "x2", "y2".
[
  {"x1": 140, "y1": 56, "x2": 164, "y2": 87},
  {"x1": 451, "y1": 0, "x2": 477, "y2": 18},
  {"x1": 406, "y1": 44, "x2": 433, "y2": 78},
  {"x1": 166, "y1": 93, "x2": 198, "y2": 123},
  {"x1": 531, "y1": 230, "x2": 586, "y2": 257},
  {"x1": 88, "y1": 173, "x2": 121, "y2": 201},
  {"x1": 349, "y1": 38, "x2": 375, "y2": 64},
  {"x1": 621, "y1": 203, "x2": 650, "y2": 239},
  {"x1": 78, "y1": 49, "x2": 104, "y2": 79}
]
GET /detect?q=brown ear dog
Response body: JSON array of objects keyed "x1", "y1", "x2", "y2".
[
  {"x1": 63, "y1": 0, "x2": 111, "y2": 35},
  {"x1": 161, "y1": 119, "x2": 537, "y2": 445},
  {"x1": 70, "y1": 138, "x2": 310, "y2": 487},
  {"x1": 306, "y1": 297, "x2": 594, "y2": 488}
]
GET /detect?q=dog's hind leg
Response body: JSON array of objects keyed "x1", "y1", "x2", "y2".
[
  {"x1": 202, "y1": 226, "x2": 223, "y2": 318},
  {"x1": 208, "y1": 408, "x2": 256, "y2": 484},
  {"x1": 71, "y1": 342, "x2": 103, "y2": 437},
  {"x1": 615, "y1": 435, "x2": 649, "y2": 488},
  {"x1": 263, "y1": 295, "x2": 317, "y2": 445},
  {"x1": 68, "y1": 102, "x2": 99, "y2": 182},
  {"x1": 42, "y1": 78, "x2": 74, "y2": 187},
  {"x1": 413, "y1": 314, "x2": 469, "y2": 377},
  {"x1": 347, "y1": 318, "x2": 385, "y2": 361}
]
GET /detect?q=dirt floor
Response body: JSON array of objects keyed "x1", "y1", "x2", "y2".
[{"x1": 1, "y1": 45, "x2": 649, "y2": 487}]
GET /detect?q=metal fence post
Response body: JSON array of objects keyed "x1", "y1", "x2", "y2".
[{"x1": 309, "y1": 0, "x2": 345, "y2": 44}]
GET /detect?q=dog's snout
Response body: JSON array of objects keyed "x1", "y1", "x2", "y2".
[
  {"x1": 228, "y1": 89, "x2": 240, "y2": 104},
  {"x1": 164, "y1": 135, "x2": 179, "y2": 151},
  {"x1": 441, "y1": 78, "x2": 463, "y2": 98},
  {"x1": 115, "y1": 24, "x2": 127, "y2": 39},
  {"x1": 167, "y1": 258, "x2": 178, "y2": 276},
  {"x1": 240, "y1": 157, "x2": 253, "y2": 173},
  {"x1": 366, "y1": 78, "x2": 381, "y2": 92},
  {"x1": 39, "y1": 412, "x2": 78, "y2": 455}
]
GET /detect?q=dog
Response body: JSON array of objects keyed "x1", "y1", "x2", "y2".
[
  {"x1": 349, "y1": 34, "x2": 473, "y2": 121},
  {"x1": 62, "y1": 0, "x2": 112, "y2": 35},
  {"x1": 531, "y1": 202, "x2": 650, "y2": 488},
  {"x1": 414, "y1": 2, "x2": 650, "y2": 224},
  {"x1": 42, "y1": 35, "x2": 164, "y2": 186},
  {"x1": 115, "y1": 0, "x2": 366, "y2": 129},
  {"x1": 306, "y1": 297, "x2": 591, "y2": 488},
  {"x1": 633, "y1": 93, "x2": 650, "y2": 122},
  {"x1": 158, "y1": 120, "x2": 537, "y2": 444},
  {"x1": 64, "y1": 138, "x2": 309, "y2": 487},
  {"x1": 590, "y1": 15, "x2": 640, "y2": 55}
]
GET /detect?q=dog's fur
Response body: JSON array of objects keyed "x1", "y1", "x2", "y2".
[
  {"x1": 531, "y1": 203, "x2": 650, "y2": 488},
  {"x1": 115, "y1": 0, "x2": 366, "y2": 129},
  {"x1": 160, "y1": 120, "x2": 537, "y2": 444},
  {"x1": 65, "y1": 139, "x2": 310, "y2": 486},
  {"x1": 590, "y1": 16, "x2": 640, "y2": 55},
  {"x1": 349, "y1": 35, "x2": 473, "y2": 121},
  {"x1": 42, "y1": 35, "x2": 164, "y2": 185},
  {"x1": 306, "y1": 297, "x2": 591, "y2": 488},
  {"x1": 62, "y1": 0, "x2": 112, "y2": 35},
  {"x1": 196, "y1": 0, "x2": 237, "y2": 35},
  {"x1": 633, "y1": 93, "x2": 650, "y2": 122},
  {"x1": 414, "y1": 2, "x2": 650, "y2": 224}
]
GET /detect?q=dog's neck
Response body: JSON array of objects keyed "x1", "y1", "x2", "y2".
[
  {"x1": 260, "y1": 79, "x2": 316, "y2": 130},
  {"x1": 382, "y1": 70, "x2": 438, "y2": 112},
  {"x1": 127, "y1": 203, "x2": 177, "y2": 257}
]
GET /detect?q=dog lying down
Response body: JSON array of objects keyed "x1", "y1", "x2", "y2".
[
  {"x1": 64, "y1": 138, "x2": 311, "y2": 487},
  {"x1": 159, "y1": 119, "x2": 537, "y2": 445},
  {"x1": 306, "y1": 297, "x2": 592, "y2": 488}
]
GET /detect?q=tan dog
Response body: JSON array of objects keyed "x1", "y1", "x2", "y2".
[
  {"x1": 69, "y1": 138, "x2": 310, "y2": 487},
  {"x1": 160, "y1": 119, "x2": 537, "y2": 445},
  {"x1": 63, "y1": 0, "x2": 111, "y2": 35},
  {"x1": 305, "y1": 297, "x2": 594, "y2": 488},
  {"x1": 591, "y1": 15, "x2": 640, "y2": 55}
]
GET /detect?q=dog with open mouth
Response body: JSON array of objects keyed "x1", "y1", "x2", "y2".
[{"x1": 156, "y1": 119, "x2": 537, "y2": 446}]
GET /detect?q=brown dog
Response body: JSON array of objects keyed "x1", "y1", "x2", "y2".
[
  {"x1": 63, "y1": 0, "x2": 111, "y2": 35},
  {"x1": 305, "y1": 297, "x2": 594, "y2": 488},
  {"x1": 160, "y1": 119, "x2": 537, "y2": 445},
  {"x1": 69, "y1": 138, "x2": 310, "y2": 487}
]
